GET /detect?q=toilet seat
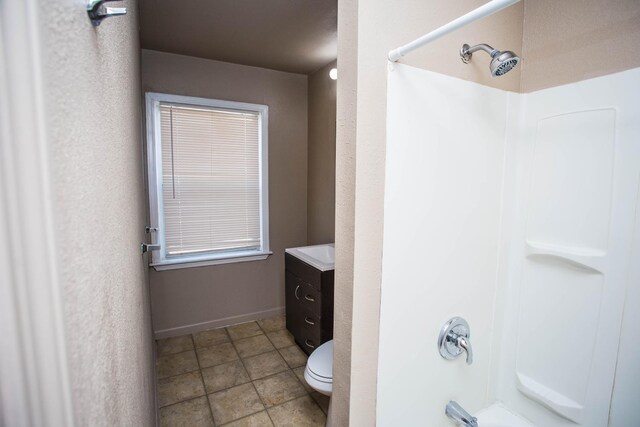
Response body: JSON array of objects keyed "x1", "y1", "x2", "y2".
[{"x1": 304, "y1": 340, "x2": 333, "y2": 396}]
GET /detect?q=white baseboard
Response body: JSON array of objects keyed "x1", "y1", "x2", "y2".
[{"x1": 153, "y1": 307, "x2": 285, "y2": 339}]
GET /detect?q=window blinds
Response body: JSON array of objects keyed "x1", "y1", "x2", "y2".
[{"x1": 159, "y1": 103, "x2": 261, "y2": 257}]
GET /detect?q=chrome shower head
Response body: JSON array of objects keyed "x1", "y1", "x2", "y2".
[
  {"x1": 490, "y1": 50, "x2": 520, "y2": 76},
  {"x1": 460, "y1": 43, "x2": 520, "y2": 77}
]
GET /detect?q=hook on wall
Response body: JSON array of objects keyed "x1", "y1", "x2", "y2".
[{"x1": 87, "y1": 0, "x2": 127, "y2": 26}]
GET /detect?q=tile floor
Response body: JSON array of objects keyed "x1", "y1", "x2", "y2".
[{"x1": 156, "y1": 315, "x2": 329, "y2": 426}]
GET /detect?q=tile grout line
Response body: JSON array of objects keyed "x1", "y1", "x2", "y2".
[
  {"x1": 154, "y1": 348, "x2": 306, "y2": 409},
  {"x1": 253, "y1": 321, "x2": 279, "y2": 426},
  {"x1": 236, "y1": 338, "x2": 278, "y2": 360},
  {"x1": 228, "y1": 323, "x2": 273, "y2": 425},
  {"x1": 259, "y1": 322, "x2": 308, "y2": 371},
  {"x1": 191, "y1": 333, "x2": 217, "y2": 427},
  {"x1": 259, "y1": 324, "x2": 314, "y2": 396},
  {"x1": 252, "y1": 322, "x2": 326, "y2": 426},
  {"x1": 157, "y1": 367, "x2": 202, "y2": 383},
  {"x1": 176, "y1": 350, "x2": 299, "y2": 402},
  {"x1": 252, "y1": 319, "x2": 323, "y2": 425},
  {"x1": 157, "y1": 318, "x2": 322, "y2": 425}
]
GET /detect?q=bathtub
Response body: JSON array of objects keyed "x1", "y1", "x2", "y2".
[{"x1": 475, "y1": 404, "x2": 535, "y2": 427}]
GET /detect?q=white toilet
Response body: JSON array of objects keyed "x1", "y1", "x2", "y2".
[{"x1": 304, "y1": 340, "x2": 333, "y2": 425}]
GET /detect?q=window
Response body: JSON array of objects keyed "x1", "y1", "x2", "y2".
[{"x1": 145, "y1": 92, "x2": 270, "y2": 270}]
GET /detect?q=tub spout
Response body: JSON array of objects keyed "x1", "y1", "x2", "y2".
[{"x1": 446, "y1": 401, "x2": 478, "y2": 427}]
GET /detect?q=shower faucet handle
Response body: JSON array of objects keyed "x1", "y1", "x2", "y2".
[
  {"x1": 456, "y1": 334, "x2": 473, "y2": 365},
  {"x1": 438, "y1": 317, "x2": 473, "y2": 365}
]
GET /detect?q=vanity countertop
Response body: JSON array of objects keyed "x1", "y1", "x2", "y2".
[{"x1": 285, "y1": 243, "x2": 335, "y2": 271}]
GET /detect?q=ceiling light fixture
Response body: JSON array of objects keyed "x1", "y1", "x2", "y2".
[{"x1": 329, "y1": 68, "x2": 338, "y2": 80}]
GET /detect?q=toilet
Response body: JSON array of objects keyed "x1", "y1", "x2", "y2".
[{"x1": 304, "y1": 340, "x2": 333, "y2": 425}]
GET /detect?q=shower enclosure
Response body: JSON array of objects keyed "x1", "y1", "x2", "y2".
[{"x1": 377, "y1": 36, "x2": 639, "y2": 427}]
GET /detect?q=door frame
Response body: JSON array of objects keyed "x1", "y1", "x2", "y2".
[{"x1": 0, "y1": 0, "x2": 75, "y2": 425}]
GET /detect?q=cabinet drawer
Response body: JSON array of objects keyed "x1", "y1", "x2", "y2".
[
  {"x1": 298, "y1": 331, "x2": 321, "y2": 355},
  {"x1": 285, "y1": 253, "x2": 322, "y2": 290},
  {"x1": 298, "y1": 280, "x2": 321, "y2": 317},
  {"x1": 299, "y1": 310, "x2": 321, "y2": 339},
  {"x1": 297, "y1": 309, "x2": 321, "y2": 356}
]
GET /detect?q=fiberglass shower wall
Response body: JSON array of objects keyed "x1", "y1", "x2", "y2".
[{"x1": 377, "y1": 64, "x2": 640, "y2": 426}]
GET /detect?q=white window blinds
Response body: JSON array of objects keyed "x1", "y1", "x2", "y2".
[{"x1": 159, "y1": 103, "x2": 261, "y2": 257}]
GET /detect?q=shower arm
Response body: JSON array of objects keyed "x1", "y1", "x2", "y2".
[{"x1": 460, "y1": 43, "x2": 498, "y2": 63}]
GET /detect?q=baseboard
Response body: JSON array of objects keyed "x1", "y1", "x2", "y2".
[{"x1": 153, "y1": 306, "x2": 285, "y2": 339}]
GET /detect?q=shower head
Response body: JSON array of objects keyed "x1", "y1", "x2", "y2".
[
  {"x1": 460, "y1": 43, "x2": 520, "y2": 77},
  {"x1": 490, "y1": 50, "x2": 520, "y2": 76}
]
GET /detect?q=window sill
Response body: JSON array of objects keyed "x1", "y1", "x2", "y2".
[{"x1": 150, "y1": 250, "x2": 272, "y2": 271}]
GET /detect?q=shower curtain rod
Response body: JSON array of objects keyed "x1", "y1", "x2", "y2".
[{"x1": 388, "y1": 0, "x2": 521, "y2": 62}]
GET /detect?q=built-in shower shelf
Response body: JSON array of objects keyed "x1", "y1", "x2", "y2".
[
  {"x1": 517, "y1": 373, "x2": 584, "y2": 423},
  {"x1": 525, "y1": 241, "x2": 606, "y2": 273}
]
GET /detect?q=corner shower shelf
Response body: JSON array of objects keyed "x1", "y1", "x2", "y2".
[
  {"x1": 524, "y1": 240, "x2": 606, "y2": 273},
  {"x1": 517, "y1": 373, "x2": 584, "y2": 423}
]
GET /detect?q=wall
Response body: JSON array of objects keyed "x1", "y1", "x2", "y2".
[
  {"x1": 609, "y1": 187, "x2": 640, "y2": 426},
  {"x1": 518, "y1": 2, "x2": 640, "y2": 424},
  {"x1": 307, "y1": 61, "x2": 337, "y2": 245},
  {"x1": 39, "y1": 0, "x2": 155, "y2": 425},
  {"x1": 493, "y1": 68, "x2": 640, "y2": 427},
  {"x1": 378, "y1": 65, "x2": 508, "y2": 425},
  {"x1": 520, "y1": 0, "x2": 640, "y2": 92},
  {"x1": 334, "y1": 1, "x2": 523, "y2": 424},
  {"x1": 334, "y1": 0, "x2": 640, "y2": 425},
  {"x1": 141, "y1": 50, "x2": 308, "y2": 336},
  {"x1": 332, "y1": 0, "x2": 358, "y2": 422}
]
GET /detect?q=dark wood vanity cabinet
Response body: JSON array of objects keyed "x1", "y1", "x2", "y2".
[{"x1": 285, "y1": 253, "x2": 334, "y2": 355}]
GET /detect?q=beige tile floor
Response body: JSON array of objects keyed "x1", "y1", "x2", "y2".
[{"x1": 156, "y1": 315, "x2": 329, "y2": 426}]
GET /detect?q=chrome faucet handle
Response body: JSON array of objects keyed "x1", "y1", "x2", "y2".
[
  {"x1": 438, "y1": 317, "x2": 473, "y2": 365},
  {"x1": 446, "y1": 401, "x2": 478, "y2": 427},
  {"x1": 456, "y1": 335, "x2": 473, "y2": 365}
]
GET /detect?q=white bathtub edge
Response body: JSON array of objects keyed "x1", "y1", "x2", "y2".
[{"x1": 475, "y1": 403, "x2": 536, "y2": 427}]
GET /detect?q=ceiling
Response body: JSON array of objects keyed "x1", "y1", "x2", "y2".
[{"x1": 138, "y1": 0, "x2": 337, "y2": 75}]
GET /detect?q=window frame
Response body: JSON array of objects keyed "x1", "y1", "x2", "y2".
[{"x1": 145, "y1": 92, "x2": 270, "y2": 271}]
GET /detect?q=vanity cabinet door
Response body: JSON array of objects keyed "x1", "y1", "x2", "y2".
[
  {"x1": 285, "y1": 271, "x2": 303, "y2": 340},
  {"x1": 285, "y1": 253, "x2": 334, "y2": 355},
  {"x1": 285, "y1": 253, "x2": 322, "y2": 290}
]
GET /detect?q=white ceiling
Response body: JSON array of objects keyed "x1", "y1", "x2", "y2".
[{"x1": 139, "y1": 0, "x2": 337, "y2": 75}]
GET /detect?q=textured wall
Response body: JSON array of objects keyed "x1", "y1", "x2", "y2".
[
  {"x1": 40, "y1": 0, "x2": 155, "y2": 425},
  {"x1": 141, "y1": 50, "x2": 308, "y2": 336},
  {"x1": 334, "y1": 0, "x2": 524, "y2": 424},
  {"x1": 307, "y1": 61, "x2": 337, "y2": 245},
  {"x1": 521, "y1": 0, "x2": 640, "y2": 92},
  {"x1": 333, "y1": 0, "x2": 358, "y2": 423}
]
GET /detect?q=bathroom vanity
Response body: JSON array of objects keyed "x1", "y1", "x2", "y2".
[{"x1": 284, "y1": 244, "x2": 334, "y2": 355}]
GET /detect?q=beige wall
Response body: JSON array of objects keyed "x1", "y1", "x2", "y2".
[
  {"x1": 332, "y1": 0, "x2": 358, "y2": 420},
  {"x1": 307, "y1": 61, "x2": 337, "y2": 245},
  {"x1": 141, "y1": 50, "x2": 308, "y2": 336},
  {"x1": 521, "y1": 0, "x2": 640, "y2": 92},
  {"x1": 336, "y1": 0, "x2": 640, "y2": 425},
  {"x1": 40, "y1": 1, "x2": 155, "y2": 425},
  {"x1": 334, "y1": 1, "x2": 523, "y2": 425}
]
